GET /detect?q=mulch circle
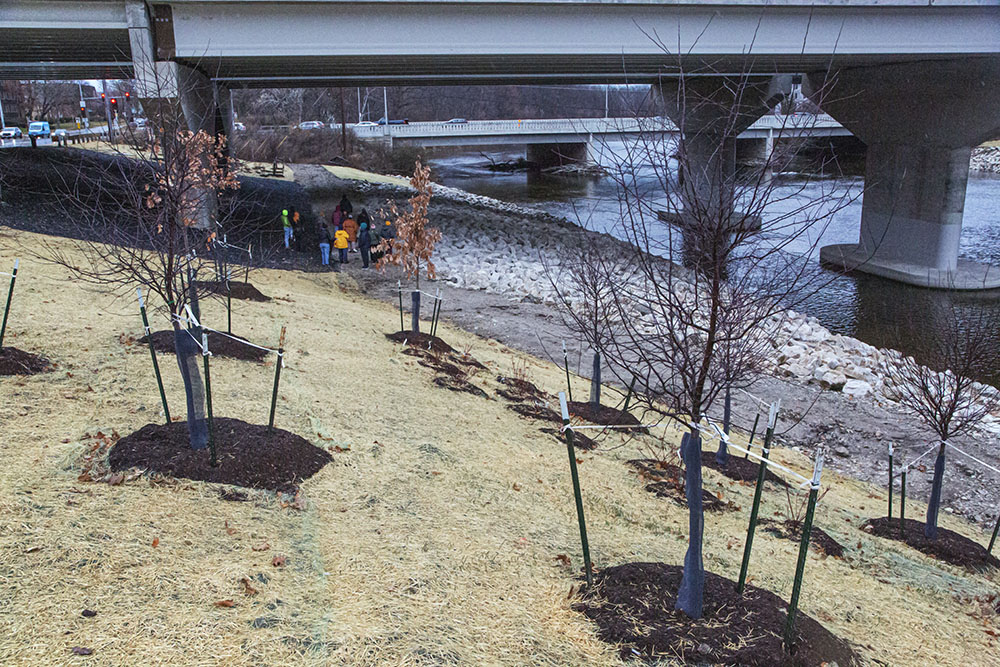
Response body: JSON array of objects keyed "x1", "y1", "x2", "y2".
[
  {"x1": 194, "y1": 280, "x2": 271, "y2": 302},
  {"x1": 385, "y1": 330, "x2": 455, "y2": 355},
  {"x1": 569, "y1": 401, "x2": 648, "y2": 434},
  {"x1": 628, "y1": 459, "x2": 738, "y2": 513},
  {"x1": 759, "y1": 518, "x2": 845, "y2": 558},
  {"x1": 0, "y1": 346, "x2": 51, "y2": 376},
  {"x1": 703, "y1": 453, "x2": 790, "y2": 488},
  {"x1": 540, "y1": 426, "x2": 597, "y2": 450},
  {"x1": 496, "y1": 375, "x2": 549, "y2": 403},
  {"x1": 507, "y1": 402, "x2": 563, "y2": 424},
  {"x1": 140, "y1": 330, "x2": 269, "y2": 362},
  {"x1": 862, "y1": 516, "x2": 1000, "y2": 571},
  {"x1": 433, "y1": 375, "x2": 489, "y2": 398},
  {"x1": 574, "y1": 562, "x2": 860, "y2": 666},
  {"x1": 108, "y1": 418, "x2": 332, "y2": 493}
]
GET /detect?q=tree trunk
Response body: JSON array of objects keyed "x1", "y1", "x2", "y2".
[
  {"x1": 675, "y1": 429, "x2": 705, "y2": 619},
  {"x1": 715, "y1": 387, "x2": 732, "y2": 465},
  {"x1": 172, "y1": 324, "x2": 208, "y2": 449},
  {"x1": 589, "y1": 350, "x2": 601, "y2": 408},
  {"x1": 924, "y1": 443, "x2": 947, "y2": 539},
  {"x1": 411, "y1": 290, "x2": 421, "y2": 333}
]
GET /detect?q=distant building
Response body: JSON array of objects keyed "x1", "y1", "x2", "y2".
[{"x1": 1, "y1": 80, "x2": 24, "y2": 126}]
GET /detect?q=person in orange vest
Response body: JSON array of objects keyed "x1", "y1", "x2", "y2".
[
  {"x1": 342, "y1": 215, "x2": 359, "y2": 253},
  {"x1": 333, "y1": 225, "x2": 349, "y2": 264}
]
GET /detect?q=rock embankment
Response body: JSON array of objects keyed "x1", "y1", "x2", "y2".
[
  {"x1": 304, "y1": 167, "x2": 1000, "y2": 438},
  {"x1": 971, "y1": 146, "x2": 1000, "y2": 174}
]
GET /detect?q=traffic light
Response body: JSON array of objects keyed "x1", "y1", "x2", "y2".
[
  {"x1": 110, "y1": 98, "x2": 118, "y2": 111},
  {"x1": 125, "y1": 91, "x2": 130, "y2": 100}
]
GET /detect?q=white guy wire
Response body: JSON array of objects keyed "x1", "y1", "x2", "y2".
[
  {"x1": 945, "y1": 442, "x2": 1000, "y2": 477},
  {"x1": 706, "y1": 418, "x2": 813, "y2": 486},
  {"x1": 892, "y1": 442, "x2": 941, "y2": 479}
]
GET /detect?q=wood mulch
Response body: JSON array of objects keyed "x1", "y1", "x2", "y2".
[
  {"x1": 0, "y1": 346, "x2": 51, "y2": 376},
  {"x1": 628, "y1": 459, "x2": 738, "y2": 513},
  {"x1": 194, "y1": 280, "x2": 271, "y2": 302},
  {"x1": 568, "y1": 401, "x2": 648, "y2": 434},
  {"x1": 507, "y1": 403, "x2": 563, "y2": 424},
  {"x1": 495, "y1": 375, "x2": 549, "y2": 403},
  {"x1": 863, "y1": 516, "x2": 999, "y2": 571},
  {"x1": 140, "y1": 330, "x2": 270, "y2": 362},
  {"x1": 703, "y1": 452, "x2": 790, "y2": 488},
  {"x1": 574, "y1": 562, "x2": 860, "y2": 666},
  {"x1": 540, "y1": 427, "x2": 597, "y2": 451},
  {"x1": 108, "y1": 418, "x2": 332, "y2": 493},
  {"x1": 759, "y1": 518, "x2": 846, "y2": 558},
  {"x1": 385, "y1": 330, "x2": 455, "y2": 355}
]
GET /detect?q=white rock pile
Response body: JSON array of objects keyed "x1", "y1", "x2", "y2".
[{"x1": 971, "y1": 147, "x2": 1000, "y2": 174}]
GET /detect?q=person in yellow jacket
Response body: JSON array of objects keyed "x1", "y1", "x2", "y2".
[{"x1": 333, "y1": 226, "x2": 349, "y2": 264}]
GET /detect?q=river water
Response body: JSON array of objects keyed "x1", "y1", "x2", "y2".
[{"x1": 429, "y1": 145, "x2": 1000, "y2": 384}]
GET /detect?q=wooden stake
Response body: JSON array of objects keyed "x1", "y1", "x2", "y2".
[{"x1": 559, "y1": 391, "x2": 593, "y2": 588}]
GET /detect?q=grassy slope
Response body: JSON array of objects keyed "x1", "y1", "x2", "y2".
[{"x1": 1, "y1": 226, "x2": 999, "y2": 666}]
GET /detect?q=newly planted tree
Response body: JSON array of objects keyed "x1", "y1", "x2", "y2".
[
  {"x1": 376, "y1": 161, "x2": 442, "y2": 333},
  {"x1": 40, "y1": 82, "x2": 241, "y2": 449},
  {"x1": 554, "y1": 70, "x2": 856, "y2": 619},
  {"x1": 881, "y1": 302, "x2": 1000, "y2": 539}
]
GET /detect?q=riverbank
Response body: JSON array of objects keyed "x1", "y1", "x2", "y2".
[{"x1": 292, "y1": 162, "x2": 1000, "y2": 528}]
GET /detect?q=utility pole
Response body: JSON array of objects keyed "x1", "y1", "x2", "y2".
[
  {"x1": 339, "y1": 87, "x2": 348, "y2": 154},
  {"x1": 102, "y1": 79, "x2": 113, "y2": 141},
  {"x1": 383, "y1": 86, "x2": 389, "y2": 124},
  {"x1": 604, "y1": 84, "x2": 609, "y2": 118},
  {"x1": 357, "y1": 87, "x2": 362, "y2": 123}
]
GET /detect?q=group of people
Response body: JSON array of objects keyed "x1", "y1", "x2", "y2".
[
  {"x1": 280, "y1": 194, "x2": 395, "y2": 270},
  {"x1": 318, "y1": 195, "x2": 374, "y2": 268}
]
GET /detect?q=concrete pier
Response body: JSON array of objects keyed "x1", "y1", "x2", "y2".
[{"x1": 810, "y1": 59, "x2": 1000, "y2": 289}]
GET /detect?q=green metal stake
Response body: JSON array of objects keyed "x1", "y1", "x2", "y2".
[
  {"x1": 226, "y1": 270, "x2": 232, "y2": 334},
  {"x1": 562, "y1": 341, "x2": 574, "y2": 404},
  {"x1": 622, "y1": 376, "x2": 636, "y2": 415},
  {"x1": 888, "y1": 443, "x2": 894, "y2": 519},
  {"x1": 737, "y1": 400, "x2": 779, "y2": 595},
  {"x1": 988, "y1": 512, "x2": 1000, "y2": 555},
  {"x1": 202, "y1": 332, "x2": 217, "y2": 467},
  {"x1": 137, "y1": 288, "x2": 170, "y2": 424},
  {"x1": 397, "y1": 281, "x2": 404, "y2": 333},
  {"x1": 900, "y1": 470, "x2": 907, "y2": 538},
  {"x1": 745, "y1": 412, "x2": 761, "y2": 459},
  {"x1": 559, "y1": 391, "x2": 593, "y2": 588},
  {"x1": 0, "y1": 258, "x2": 19, "y2": 349},
  {"x1": 783, "y1": 452, "x2": 824, "y2": 652},
  {"x1": 267, "y1": 326, "x2": 286, "y2": 434}
]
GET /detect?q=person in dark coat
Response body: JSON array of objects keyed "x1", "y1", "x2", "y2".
[
  {"x1": 358, "y1": 212, "x2": 373, "y2": 269},
  {"x1": 338, "y1": 194, "x2": 353, "y2": 218},
  {"x1": 317, "y1": 219, "x2": 332, "y2": 266}
]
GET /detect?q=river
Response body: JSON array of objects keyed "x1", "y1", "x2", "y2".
[{"x1": 428, "y1": 145, "x2": 1000, "y2": 384}]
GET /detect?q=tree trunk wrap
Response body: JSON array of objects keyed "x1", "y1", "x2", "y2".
[
  {"x1": 716, "y1": 388, "x2": 732, "y2": 465},
  {"x1": 924, "y1": 444, "x2": 947, "y2": 539},
  {"x1": 173, "y1": 326, "x2": 208, "y2": 450},
  {"x1": 675, "y1": 430, "x2": 705, "y2": 619},
  {"x1": 411, "y1": 290, "x2": 421, "y2": 333},
  {"x1": 589, "y1": 351, "x2": 601, "y2": 407}
]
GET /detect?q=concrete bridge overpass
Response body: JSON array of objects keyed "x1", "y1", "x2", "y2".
[
  {"x1": 2, "y1": 1, "x2": 999, "y2": 288},
  {"x1": 353, "y1": 114, "x2": 851, "y2": 165}
]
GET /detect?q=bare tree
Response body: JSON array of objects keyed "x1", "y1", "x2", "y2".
[
  {"x1": 550, "y1": 69, "x2": 857, "y2": 619},
  {"x1": 38, "y1": 71, "x2": 241, "y2": 450},
  {"x1": 881, "y1": 302, "x2": 1000, "y2": 539}
]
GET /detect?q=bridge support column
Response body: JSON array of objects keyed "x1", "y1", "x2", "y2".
[
  {"x1": 810, "y1": 59, "x2": 1000, "y2": 289},
  {"x1": 656, "y1": 76, "x2": 790, "y2": 220},
  {"x1": 526, "y1": 142, "x2": 589, "y2": 169}
]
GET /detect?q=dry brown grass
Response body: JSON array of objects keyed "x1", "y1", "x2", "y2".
[{"x1": 2, "y1": 226, "x2": 999, "y2": 665}]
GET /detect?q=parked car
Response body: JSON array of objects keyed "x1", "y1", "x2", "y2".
[
  {"x1": 355, "y1": 121, "x2": 378, "y2": 127},
  {"x1": 298, "y1": 120, "x2": 325, "y2": 130},
  {"x1": 28, "y1": 121, "x2": 51, "y2": 139},
  {"x1": 53, "y1": 129, "x2": 68, "y2": 139},
  {"x1": 376, "y1": 118, "x2": 409, "y2": 125},
  {"x1": 0, "y1": 126, "x2": 22, "y2": 139},
  {"x1": 445, "y1": 118, "x2": 468, "y2": 124},
  {"x1": 233, "y1": 121, "x2": 246, "y2": 131}
]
